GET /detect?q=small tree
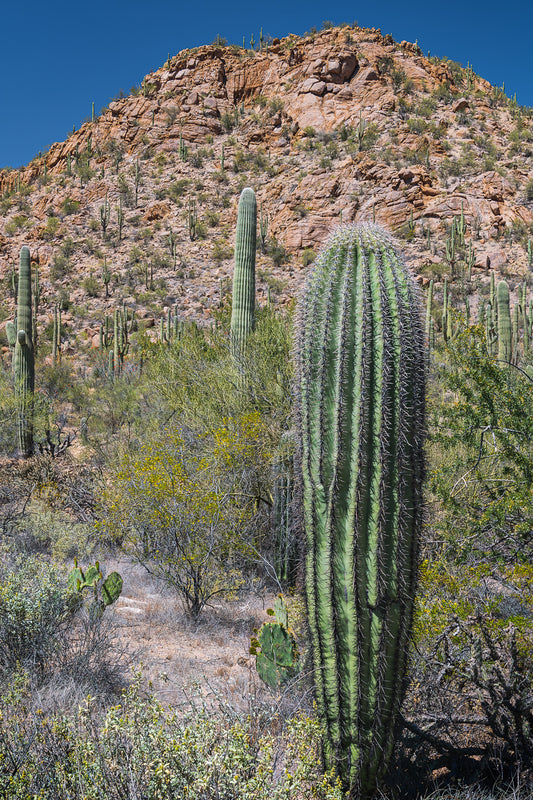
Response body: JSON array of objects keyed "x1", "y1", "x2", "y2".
[{"x1": 106, "y1": 427, "x2": 260, "y2": 618}]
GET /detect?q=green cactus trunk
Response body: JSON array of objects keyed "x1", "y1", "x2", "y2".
[
  {"x1": 230, "y1": 187, "x2": 256, "y2": 358},
  {"x1": 497, "y1": 280, "x2": 512, "y2": 363},
  {"x1": 296, "y1": 224, "x2": 426, "y2": 799},
  {"x1": 14, "y1": 247, "x2": 35, "y2": 458}
]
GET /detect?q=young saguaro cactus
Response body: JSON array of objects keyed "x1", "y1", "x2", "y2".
[
  {"x1": 230, "y1": 187, "x2": 256, "y2": 357},
  {"x1": 296, "y1": 224, "x2": 426, "y2": 799},
  {"x1": 14, "y1": 246, "x2": 35, "y2": 458}
]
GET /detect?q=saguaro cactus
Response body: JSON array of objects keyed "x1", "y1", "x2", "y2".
[
  {"x1": 497, "y1": 280, "x2": 512, "y2": 363},
  {"x1": 14, "y1": 246, "x2": 35, "y2": 457},
  {"x1": 296, "y1": 224, "x2": 426, "y2": 799},
  {"x1": 230, "y1": 187, "x2": 256, "y2": 357}
]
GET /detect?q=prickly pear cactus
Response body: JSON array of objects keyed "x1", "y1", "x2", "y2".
[
  {"x1": 251, "y1": 595, "x2": 299, "y2": 689},
  {"x1": 102, "y1": 572, "x2": 123, "y2": 606},
  {"x1": 67, "y1": 561, "x2": 123, "y2": 614}
]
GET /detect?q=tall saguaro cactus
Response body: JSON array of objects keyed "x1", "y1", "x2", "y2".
[
  {"x1": 230, "y1": 187, "x2": 256, "y2": 357},
  {"x1": 497, "y1": 280, "x2": 512, "y2": 363},
  {"x1": 296, "y1": 224, "x2": 426, "y2": 799},
  {"x1": 14, "y1": 246, "x2": 35, "y2": 457}
]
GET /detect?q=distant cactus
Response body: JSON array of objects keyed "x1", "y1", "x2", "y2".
[
  {"x1": 80, "y1": 417, "x2": 89, "y2": 444},
  {"x1": 13, "y1": 247, "x2": 35, "y2": 458},
  {"x1": 230, "y1": 188, "x2": 256, "y2": 358},
  {"x1": 425, "y1": 279, "x2": 433, "y2": 343},
  {"x1": 497, "y1": 280, "x2": 512, "y2": 362},
  {"x1": 273, "y1": 455, "x2": 298, "y2": 584},
  {"x1": 296, "y1": 224, "x2": 426, "y2": 799}
]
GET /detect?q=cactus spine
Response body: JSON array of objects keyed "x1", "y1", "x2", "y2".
[
  {"x1": 230, "y1": 187, "x2": 256, "y2": 357},
  {"x1": 14, "y1": 247, "x2": 35, "y2": 458},
  {"x1": 296, "y1": 224, "x2": 426, "y2": 799}
]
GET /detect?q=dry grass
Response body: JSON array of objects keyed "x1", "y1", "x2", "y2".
[{"x1": 104, "y1": 555, "x2": 291, "y2": 709}]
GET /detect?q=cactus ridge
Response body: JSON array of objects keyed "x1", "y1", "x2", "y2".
[{"x1": 297, "y1": 223, "x2": 425, "y2": 797}]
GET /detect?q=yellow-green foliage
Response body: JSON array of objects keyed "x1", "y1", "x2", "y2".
[
  {"x1": 105, "y1": 423, "x2": 267, "y2": 617},
  {"x1": 415, "y1": 559, "x2": 533, "y2": 642},
  {"x1": 0, "y1": 671, "x2": 343, "y2": 799},
  {"x1": 428, "y1": 323, "x2": 533, "y2": 563}
]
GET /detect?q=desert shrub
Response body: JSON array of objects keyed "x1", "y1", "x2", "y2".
[
  {"x1": 0, "y1": 556, "x2": 129, "y2": 704},
  {"x1": 82, "y1": 271, "x2": 99, "y2": 296},
  {"x1": 100, "y1": 306, "x2": 294, "y2": 608},
  {"x1": 0, "y1": 557, "x2": 72, "y2": 677},
  {"x1": 268, "y1": 237, "x2": 287, "y2": 267},
  {"x1": 10, "y1": 509, "x2": 95, "y2": 560},
  {"x1": 105, "y1": 425, "x2": 256, "y2": 618},
  {"x1": 429, "y1": 324, "x2": 533, "y2": 565},
  {"x1": 407, "y1": 322, "x2": 533, "y2": 772},
  {"x1": 0, "y1": 365, "x2": 17, "y2": 456},
  {"x1": 60, "y1": 197, "x2": 81, "y2": 216},
  {"x1": 0, "y1": 673, "x2": 343, "y2": 799},
  {"x1": 301, "y1": 248, "x2": 316, "y2": 267},
  {"x1": 212, "y1": 238, "x2": 233, "y2": 263},
  {"x1": 409, "y1": 558, "x2": 533, "y2": 769},
  {"x1": 50, "y1": 253, "x2": 69, "y2": 281},
  {"x1": 43, "y1": 214, "x2": 60, "y2": 238},
  {"x1": 165, "y1": 178, "x2": 190, "y2": 202}
]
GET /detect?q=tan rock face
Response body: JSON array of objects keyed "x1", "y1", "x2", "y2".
[{"x1": 0, "y1": 24, "x2": 531, "y2": 334}]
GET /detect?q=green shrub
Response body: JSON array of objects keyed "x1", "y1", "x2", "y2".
[
  {"x1": 301, "y1": 248, "x2": 316, "y2": 267},
  {"x1": 0, "y1": 673, "x2": 343, "y2": 799},
  {"x1": 0, "y1": 558, "x2": 73, "y2": 676},
  {"x1": 60, "y1": 197, "x2": 81, "y2": 216}
]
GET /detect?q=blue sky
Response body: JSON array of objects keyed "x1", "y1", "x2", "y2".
[{"x1": 2, "y1": 0, "x2": 531, "y2": 169}]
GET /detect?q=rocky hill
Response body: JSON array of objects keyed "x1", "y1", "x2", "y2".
[{"x1": 1, "y1": 23, "x2": 532, "y2": 356}]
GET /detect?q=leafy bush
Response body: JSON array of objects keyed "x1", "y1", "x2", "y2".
[
  {"x1": 0, "y1": 673, "x2": 343, "y2": 799},
  {"x1": 0, "y1": 557, "x2": 126, "y2": 698},
  {"x1": 410, "y1": 558, "x2": 533, "y2": 767},
  {"x1": 106, "y1": 426, "x2": 255, "y2": 618},
  {"x1": 60, "y1": 197, "x2": 81, "y2": 216},
  {"x1": 408, "y1": 322, "x2": 533, "y2": 771},
  {"x1": 429, "y1": 325, "x2": 533, "y2": 564},
  {"x1": 0, "y1": 558, "x2": 73, "y2": 676}
]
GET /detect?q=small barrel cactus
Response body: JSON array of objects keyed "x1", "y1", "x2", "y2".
[{"x1": 296, "y1": 223, "x2": 426, "y2": 799}]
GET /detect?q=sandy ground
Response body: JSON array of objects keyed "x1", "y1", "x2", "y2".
[{"x1": 105, "y1": 555, "x2": 287, "y2": 710}]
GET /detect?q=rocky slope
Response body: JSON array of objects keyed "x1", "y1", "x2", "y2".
[{"x1": 1, "y1": 24, "x2": 532, "y2": 356}]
